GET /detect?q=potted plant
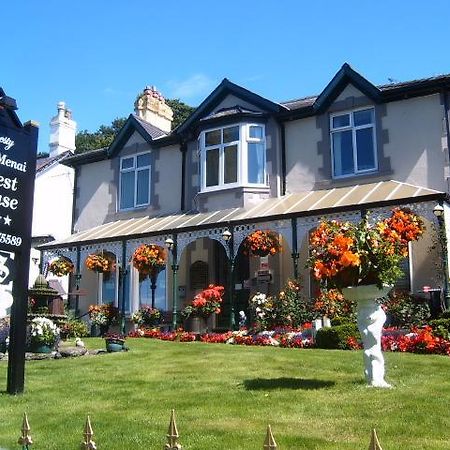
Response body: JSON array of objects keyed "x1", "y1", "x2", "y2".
[
  {"x1": 28, "y1": 316, "x2": 60, "y2": 353},
  {"x1": 131, "y1": 306, "x2": 161, "y2": 328},
  {"x1": 104, "y1": 332, "x2": 127, "y2": 352},
  {"x1": 88, "y1": 303, "x2": 120, "y2": 336},
  {"x1": 182, "y1": 284, "x2": 224, "y2": 333},
  {"x1": 243, "y1": 230, "x2": 281, "y2": 257},
  {"x1": 0, "y1": 317, "x2": 9, "y2": 353},
  {"x1": 48, "y1": 257, "x2": 74, "y2": 277},
  {"x1": 307, "y1": 208, "x2": 425, "y2": 387}
]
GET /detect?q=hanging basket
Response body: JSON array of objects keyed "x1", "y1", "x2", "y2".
[
  {"x1": 132, "y1": 244, "x2": 166, "y2": 279},
  {"x1": 244, "y1": 230, "x2": 281, "y2": 257},
  {"x1": 48, "y1": 257, "x2": 74, "y2": 277},
  {"x1": 85, "y1": 254, "x2": 114, "y2": 273}
]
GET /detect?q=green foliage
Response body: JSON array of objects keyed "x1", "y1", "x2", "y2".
[
  {"x1": 429, "y1": 318, "x2": 450, "y2": 339},
  {"x1": 382, "y1": 289, "x2": 430, "y2": 328},
  {"x1": 249, "y1": 279, "x2": 314, "y2": 331},
  {"x1": 315, "y1": 323, "x2": 359, "y2": 350},
  {"x1": 75, "y1": 117, "x2": 126, "y2": 153},
  {"x1": 166, "y1": 98, "x2": 195, "y2": 129},
  {"x1": 75, "y1": 99, "x2": 195, "y2": 153},
  {"x1": 273, "y1": 279, "x2": 314, "y2": 327},
  {"x1": 60, "y1": 319, "x2": 89, "y2": 339}
]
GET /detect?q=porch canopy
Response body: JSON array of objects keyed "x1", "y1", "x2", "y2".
[{"x1": 40, "y1": 180, "x2": 445, "y2": 254}]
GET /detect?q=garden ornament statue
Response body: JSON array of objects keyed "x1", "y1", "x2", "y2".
[{"x1": 238, "y1": 310, "x2": 247, "y2": 328}]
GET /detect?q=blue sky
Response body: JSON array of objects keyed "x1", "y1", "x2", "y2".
[{"x1": 3, "y1": 0, "x2": 450, "y2": 152}]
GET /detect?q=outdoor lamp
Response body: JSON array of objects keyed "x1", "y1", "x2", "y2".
[
  {"x1": 222, "y1": 229, "x2": 232, "y2": 242},
  {"x1": 433, "y1": 204, "x2": 444, "y2": 218},
  {"x1": 165, "y1": 237, "x2": 174, "y2": 250}
]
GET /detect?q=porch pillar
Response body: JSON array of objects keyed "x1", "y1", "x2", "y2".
[
  {"x1": 291, "y1": 217, "x2": 300, "y2": 280},
  {"x1": 120, "y1": 240, "x2": 127, "y2": 334},
  {"x1": 165, "y1": 234, "x2": 179, "y2": 330},
  {"x1": 223, "y1": 226, "x2": 236, "y2": 330},
  {"x1": 433, "y1": 202, "x2": 450, "y2": 309},
  {"x1": 75, "y1": 246, "x2": 81, "y2": 316}
]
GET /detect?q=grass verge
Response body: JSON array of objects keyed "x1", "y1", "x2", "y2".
[{"x1": 1, "y1": 338, "x2": 450, "y2": 449}]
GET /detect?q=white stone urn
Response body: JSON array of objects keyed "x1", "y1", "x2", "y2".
[{"x1": 341, "y1": 284, "x2": 392, "y2": 388}]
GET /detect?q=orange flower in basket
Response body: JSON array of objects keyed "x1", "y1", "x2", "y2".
[
  {"x1": 85, "y1": 254, "x2": 113, "y2": 273},
  {"x1": 132, "y1": 244, "x2": 166, "y2": 278},
  {"x1": 244, "y1": 230, "x2": 281, "y2": 257}
]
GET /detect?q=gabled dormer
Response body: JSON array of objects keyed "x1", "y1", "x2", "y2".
[{"x1": 178, "y1": 79, "x2": 288, "y2": 212}]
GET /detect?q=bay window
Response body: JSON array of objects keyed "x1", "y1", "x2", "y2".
[
  {"x1": 119, "y1": 152, "x2": 151, "y2": 210},
  {"x1": 200, "y1": 123, "x2": 266, "y2": 191},
  {"x1": 331, "y1": 108, "x2": 377, "y2": 178}
]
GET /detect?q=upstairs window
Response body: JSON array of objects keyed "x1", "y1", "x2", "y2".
[
  {"x1": 200, "y1": 123, "x2": 266, "y2": 191},
  {"x1": 119, "y1": 152, "x2": 151, "y2": 210},
  {"x1": 331, "y1": 108, "x2": 376, "y2": 178}
]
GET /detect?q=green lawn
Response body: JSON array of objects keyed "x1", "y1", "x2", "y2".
[{"x1": 1, "y1": 338, "x2": 450, "y2": 449}]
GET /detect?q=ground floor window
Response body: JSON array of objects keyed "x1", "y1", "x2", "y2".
[{"x1": 139, "y1": 269, "x2": 167, "y2": 310}]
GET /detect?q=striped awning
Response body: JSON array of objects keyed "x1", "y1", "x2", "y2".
[{"x1": 40, "y1": 180, "x2": 444, "y2": 249}]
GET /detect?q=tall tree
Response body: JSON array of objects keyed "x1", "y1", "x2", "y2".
[{"x1": 75, "y1": 99, "x2": 195, "y2": 153}]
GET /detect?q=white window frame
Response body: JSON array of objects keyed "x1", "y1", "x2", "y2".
[
  {"x1": 199, "y1": 123, "x2": 266, "y2": 192},
  {"x1": 330, "y1": 107, "x2": 377, "y2": 179},
  {"x1": 119, "y1": 151, "x2": 151, "y2": 210}
]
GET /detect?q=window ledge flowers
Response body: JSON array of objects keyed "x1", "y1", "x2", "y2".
[
  {"x1": 132, "y1": 244, "x2": 166, "y2": 279},
  {"x1": 244, "y1": 230, "x2": 281, "y2": 257},
  {"x1": 182, "y1": 284, "x2": 224, "y2": 319},
  {"x1": 307, "y1": 208, "x2": 425, "y2": 289}
]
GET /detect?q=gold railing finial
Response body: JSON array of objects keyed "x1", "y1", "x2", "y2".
[
  {"x1": 164, "y1": 409, "x2": 182, "y2": 450},
  {"x1": 81, "y1": 416, "x2": 97, "y2": 449},
  {"x1": 18, "y1": 413, "x2": 33, "y2": 448},
  {"x1": 263, "y1": 424, "x2": 277, "y2": 450},
  {"x1": 368, "y1": 428, "x2": 383, "y2": 450}
]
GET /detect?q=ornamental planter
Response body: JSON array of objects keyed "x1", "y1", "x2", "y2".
[
  {"x1": 342, "y1": 284, "x2": 392, "y2": 388},
  {"x1": 185, "y1": 314, "x2": 216, "y2": 334},
  {"x1": 29, "y1": 343, "x2": 53, "y2": 354},
  {"x1": 105, "y1": 339, "x2": 126, "y2": 352}
]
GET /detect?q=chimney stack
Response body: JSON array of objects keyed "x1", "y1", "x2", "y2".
[
  {"x1": 134, "y1": 86, "x2": 173, "y2": 133},
  {"x1": 49, "y1": 101, "x2": 76, "y2": 157}
]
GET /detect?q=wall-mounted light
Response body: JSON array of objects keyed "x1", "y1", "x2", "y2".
[
  {"x1": 165, "y1": 237, "x2": 174, "y2": 250},
  {"x1": 433, "y1": 204, "x2": 444, "y2": 218},
  {"x1": 222, "y1": 229, "x2": 232, "y2": 242}
]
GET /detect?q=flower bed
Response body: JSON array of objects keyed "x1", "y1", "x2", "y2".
[{"x1": 127, "y1": 324, "x2": 450, "y2": 356}]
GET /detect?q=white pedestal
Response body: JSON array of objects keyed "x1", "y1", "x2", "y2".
[{"x1": 342, "y1": 285, "x2": 392, "y2": 388}]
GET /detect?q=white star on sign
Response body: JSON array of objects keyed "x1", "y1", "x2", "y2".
[{"x1": 3, "y1": 215, "x2": 11, "y2": 226}]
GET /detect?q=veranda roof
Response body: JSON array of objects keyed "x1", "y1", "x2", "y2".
[{"x1": 40, "y1": 180, "x2": 444, "y2": 250}]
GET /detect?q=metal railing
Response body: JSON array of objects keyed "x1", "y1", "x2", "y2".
[{"x1": 15, "y1": 410, "x2": 384, "y2": 449}]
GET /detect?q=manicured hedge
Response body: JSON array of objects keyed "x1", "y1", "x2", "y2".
[{"x1": 315, "y1": 323, "x2": 359, "y2": 350}]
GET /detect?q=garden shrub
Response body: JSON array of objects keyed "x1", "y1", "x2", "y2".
[
  {"x1": 315, "y1": 323, "x2": 359, "y2": 350},
  {"x1": 60, "y1": 319, "x2": 89, "y2": 339},
  {"x1": 273, "y1": 279, "x2": 314, "y2": 328},
  {"x1": 382, "y1": 289, "x2": 430, "y2": 328},
  {"x1": 429, "y1": 318, "x2": 450, "y2": 339},
  {"x1": 250, "y1": 278, "x2": 314, "y2": 331},
  {"x1": 314, "y1": 288, "x2": 356, "y2": 321}
]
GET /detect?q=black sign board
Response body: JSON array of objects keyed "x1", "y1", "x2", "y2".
[
  {"x1": 0, "y1": 121, "x2": 36, "y2": 251},
  {"x1": 0, "y1": 89, "x2": 38, "y2": 394}
]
